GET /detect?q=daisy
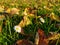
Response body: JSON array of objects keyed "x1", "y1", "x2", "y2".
[
  {"x1": 40, "y1": 17, "x2": 45, "y2": 23},
  {"x1": 14, "y1": 25, "x2": 21, "y2": 33}
]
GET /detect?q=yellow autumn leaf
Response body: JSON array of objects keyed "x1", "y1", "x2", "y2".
[
  {"x1": 0, "y1": 6, "x2": 4, "y2": 12},
  {"x1": 18, "y1": 16, "x2": 32, "y2": 27},
  {"x1": 48, "y1": 33, "x2": 60, "y2": 40},
  {"x1": 6, "y1": 8, "x2": 11, "y2": 13},
  {"x1": 50, "y1": 12, "x2": 60, "y2": 22},
  {"x1": 19, "y1": 20, "x2": 26, "y2": 27}
]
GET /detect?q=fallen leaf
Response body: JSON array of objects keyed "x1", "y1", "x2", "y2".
[
  {"x1": 18, "y1": 16, "x2": 32, "y2": 27},
  {"x1": 48, "y1": 32, "x2": 60, "y2": 45},
  {"x1": 0, "y1": 6, "x2": 4, "y2": 12},
  {"x1": 48, "y1": 32, "x2": 60, "y2": 40},
  {"x1": 38, "y1": 29, "x2": 49, "y2": 45},
  {"x1": 6, "y1": 8, "x2": 19, "y2": 15},
  {"x1": 35, "y1": 32, "x2": 39, "y2": 45},
  {"x1": 15, "y1": 39, "x2": 34, "y2": 45},
  {"x1": 10, "y1": 8, "x2": 19, "y2": 15},
  {"x1": 50, "y1": 12, "x2": 60, "y2": 22}
]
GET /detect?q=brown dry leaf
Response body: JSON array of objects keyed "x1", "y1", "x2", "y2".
[
  {"x1": 38, "y1": 29, "x2": 49, "y2": 45},
  {"x1": 6, "y1": 8, "x2": 19, "y2": 15},
  {"x1": 10, "y1": 8, "x2": 19, "y2": 15},
  {"x1": 15, "y1": 39, "x2": 34, "y2": 45}
]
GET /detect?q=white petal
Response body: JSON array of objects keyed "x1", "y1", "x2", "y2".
[
  {"x1": 14, "y1": 26, "x2": 21, "y2": 33},
  {"x1": 40, "y1": 18, "x2": 45, "y2": 23}
]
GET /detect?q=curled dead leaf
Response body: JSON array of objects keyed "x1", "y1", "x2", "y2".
[
  {"x1": 35, "y1": 29, "x2": 49, "y2": 45},
  {"x1": 38, "y1": 29, "x2": 49, "y2": 45},
  {"x1": 14, "y1": 39, "x2": 34, "y2": 45},
  {"x1": 6, "y1": 8, "x2": 19, "y2": 15},
  {"x1": 10, "y1": 8, "x2": 19, "y2": 15}
]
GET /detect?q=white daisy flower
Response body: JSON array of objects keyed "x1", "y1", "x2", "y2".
[
  {"x1": 40, "y1": 17, "x2": 45, "y2": 23},
  {"x1": 14, "y1": 25, "x2": 21, "y2": 33}
]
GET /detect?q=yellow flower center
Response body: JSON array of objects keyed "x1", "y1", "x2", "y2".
[{"x1": 16, "y1": 28, "x2": 19, "y2": 30}]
